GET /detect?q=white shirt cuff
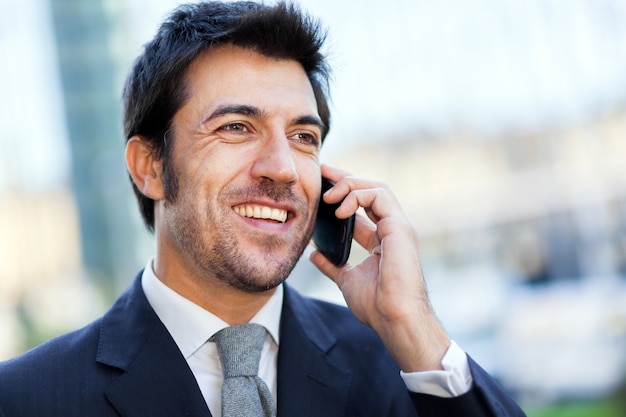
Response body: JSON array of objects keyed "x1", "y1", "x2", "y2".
[{"x1": 400, "y1": 340, "x2": 473, "y2": 398}]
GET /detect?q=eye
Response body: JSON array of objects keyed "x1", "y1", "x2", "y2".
[
  {"x1": 221, "y1": 122, "x2": 249, "y2": 132},
  {"x1": 292, "y1": 132, "x2": 320, "y2": 147}
]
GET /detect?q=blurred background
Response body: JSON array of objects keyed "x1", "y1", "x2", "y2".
[{"x1": 1, "y1": 0, "x2": 625, "y2": 415}]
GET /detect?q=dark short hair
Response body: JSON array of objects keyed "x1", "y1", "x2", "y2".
[{"x1": 123, "y1": 1, "x2": 331, "y2": 231}]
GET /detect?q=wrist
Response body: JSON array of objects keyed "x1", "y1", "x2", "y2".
[{"x1": 378, "y1": 311, "x2": 451, "y2": 372}]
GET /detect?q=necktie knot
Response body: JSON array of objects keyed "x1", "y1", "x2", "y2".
[
  {"x1": 210, "y1": 323, "x2": 276, "y2": 417},
  {"x1": 211, "y1": 323, "x2": 267, "y2": 378}
]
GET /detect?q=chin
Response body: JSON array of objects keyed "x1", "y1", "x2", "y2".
[{"x1": 228, "y1": 273, "x2": 288, "y2": 293}]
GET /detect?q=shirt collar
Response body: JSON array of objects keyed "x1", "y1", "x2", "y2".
[{"x1": 141, "y1": 257, "x2": 283, "y2": 359}]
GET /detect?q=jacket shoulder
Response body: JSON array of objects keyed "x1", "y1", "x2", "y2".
[
  {"x1": 0, "y1": 318, "x2": 123, "y2": 416},
  {"x1": 284, "y1": 285, "x2": 385, "y2": 346},
  {"x1": 0, "y1": 274, "x2": 148, "y2": 416},
  {"x1": 282, "y1": 285, "x2": 402, "y2": 381},
  {"x1": 0, "y1": 318, "x2": 102, "y2": 376}
]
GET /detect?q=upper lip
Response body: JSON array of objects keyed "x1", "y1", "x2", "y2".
[{"x1": 233, "y1": 202, "x2": 290, "y2": 223}]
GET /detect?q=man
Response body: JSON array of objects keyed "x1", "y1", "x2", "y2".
[{"x1": 0, "y1": 2, "x2": 525, "y2": 416}]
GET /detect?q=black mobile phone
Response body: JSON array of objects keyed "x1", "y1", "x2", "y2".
[{"x1": 312, "y1": 177, "x2": 355, "y2": 267}]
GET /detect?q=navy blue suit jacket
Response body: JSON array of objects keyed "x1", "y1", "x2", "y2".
[{"x1": 0, "y1": 273, "x2": 525, "y2": 416}]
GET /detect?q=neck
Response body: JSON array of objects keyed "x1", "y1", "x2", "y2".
[
  {"x1": 196, "y1": 284, "x2": 277, "y2": 325},
  {"x1": 153, "y1": 255, "x2": 277, "y2": 325}
]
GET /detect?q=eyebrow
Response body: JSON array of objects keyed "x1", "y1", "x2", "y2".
[
  {"x1": 204, "y1": 104, "x2": 263, "y2": 124},
  {"x1": 203, "y1": 104, "x2": 326, "y2": 133},
  {"x1": 293, "y1": 115, "x2": 326, "y2": 133}
]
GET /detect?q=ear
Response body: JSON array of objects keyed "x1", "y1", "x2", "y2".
[{"x1": 125, "y1": 135, "x2": 165, "y2": 200}]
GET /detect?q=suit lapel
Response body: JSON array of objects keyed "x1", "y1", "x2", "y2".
[
  {"x1": 277, "y1": 285, "x2": 352, "y2": 417},
  {"x1": 97, "y1": 274, "x2": 211, "y2": 417},
  {"x1": 95, "y1": 275, "x2": 354, "y2": 416}
]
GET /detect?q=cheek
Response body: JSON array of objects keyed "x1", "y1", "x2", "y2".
[
  {"x1": 300, "y1": 164, "x2": 322, "y2": 209},
  {"x1": 184, "y1": 148, "x2": 241, "y2": 189}
]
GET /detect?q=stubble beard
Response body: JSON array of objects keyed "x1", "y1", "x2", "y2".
[{"x1": 164, "y1": 165, "x2": 314, "y2": 293}]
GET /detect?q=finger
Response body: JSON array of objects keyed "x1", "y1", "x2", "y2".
[
  {"x1": 320, "y1": 164, "x2": 352, "y2": 183},
  {"x1": 352, "y1": 214, "x2": 381, "y2": 255},
  {"x1": 321, "y1": 165, "x2": 386, "y2": 205},
  {"x1": 324, "y1": 177, "x2": 388, "y2": 205},
  {"x1": 336, "y1": 187, "x2": 403, "y2": 223},
  {"x1": 309, "y1": 249, "x2": 346, "y2": 284}
]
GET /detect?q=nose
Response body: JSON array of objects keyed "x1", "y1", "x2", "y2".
[{"x1": 250, "y1": 131, "x2": 299, "y2": 184}]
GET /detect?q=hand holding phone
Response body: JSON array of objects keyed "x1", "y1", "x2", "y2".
[{"x1": 312, "y1": 177, "x2": 355, "y2": 267}]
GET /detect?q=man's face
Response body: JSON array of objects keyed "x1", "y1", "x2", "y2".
[{"x1": 156, "y1": 45, "x2": 323, "y2": 292}]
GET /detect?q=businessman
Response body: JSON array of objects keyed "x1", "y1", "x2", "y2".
[{"x1": 0, "y1": 2, "x2": 525, "y2": 416}]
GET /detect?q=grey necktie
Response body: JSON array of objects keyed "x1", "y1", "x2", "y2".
[{"x1": 211, "y1": 323, "x2": 276, "y2": 417}]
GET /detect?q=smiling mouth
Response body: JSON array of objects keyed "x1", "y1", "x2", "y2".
[{"x1": 233, "y1": 204, "x2": 288, "y2": 223}]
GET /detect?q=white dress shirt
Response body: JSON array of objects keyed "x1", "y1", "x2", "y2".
[{"x1": 141, "y1": 258, "x2": 472, "y2": 416}]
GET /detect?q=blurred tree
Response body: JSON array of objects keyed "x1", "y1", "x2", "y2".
[{"x1": 49, "y1": 0, "x2": 139, "y2": 292}]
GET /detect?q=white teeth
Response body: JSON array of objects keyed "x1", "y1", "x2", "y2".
[
  {"x1": 234, "y1": 204, "x2": 288, "y2": 223},
  {"x1": 272, "y1": 208, "x2": 286, "y2": 222}
]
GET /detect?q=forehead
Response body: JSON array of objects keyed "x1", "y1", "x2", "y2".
[{"x1": 182, "y1": 44, "x2": 318, "y2": 114}]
